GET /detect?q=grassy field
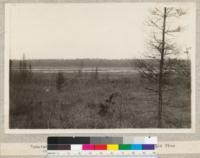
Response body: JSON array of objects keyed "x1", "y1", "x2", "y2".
[{"x1": 9, "y1": 68, "x2": 191, "y2": 129}]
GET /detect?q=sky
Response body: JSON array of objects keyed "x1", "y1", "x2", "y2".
[{"x1": 5, "y1": 2, "x2": 195, "y2": 60}]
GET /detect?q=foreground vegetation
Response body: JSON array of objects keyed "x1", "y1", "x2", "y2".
[{"x1": 9, "y1": 65, "x2": 191, "y2": 129}]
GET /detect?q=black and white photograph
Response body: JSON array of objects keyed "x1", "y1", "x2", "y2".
[{"x1": 6, "y1": 3, "x2": 195, "y2": 129}]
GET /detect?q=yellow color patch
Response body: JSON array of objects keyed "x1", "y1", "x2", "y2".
[{"x1": 107, "y1": 144, "x2": 119, "y2": 150}]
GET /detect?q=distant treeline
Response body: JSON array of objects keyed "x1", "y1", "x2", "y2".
[
  {"x1": 10, "y1": 58, "x2": 190, "y2": 69},
  {"x1": 10, "y1": 59, "x2": 137, "y2": 68}
]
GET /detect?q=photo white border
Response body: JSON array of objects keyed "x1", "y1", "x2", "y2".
[{"x1": 4, "y1": 2, "x2": 196, "y2": 134}]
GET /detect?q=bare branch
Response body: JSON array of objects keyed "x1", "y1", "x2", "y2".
[
  {"x1": 175, "y1": 8, "x2": 187, "y2": 16},
  {"x1": 151, "y1": 7, "x2": 163, "y2": 17},
  {"x1": 152, "y1": 33, "x2": 162, "y2": 44},
  {"x1": 165, "y1": 26, "x2": 181, "y2": 33},
  {"x1": 166, "y1": 8, "x2": 187, "y2": 17},
  {"x1": 148, "y1": 19, "x2": 163, "y2": 30},
  {"x1": 147, "y1": 40, "x2": 162, "y2": 53}
]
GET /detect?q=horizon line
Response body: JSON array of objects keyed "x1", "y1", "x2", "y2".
[{"x1": 10, "y1": 58, "x2": 188, "y2": 60}]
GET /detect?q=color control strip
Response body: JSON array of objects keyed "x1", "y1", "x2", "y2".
[{"x1": 48, "y1": 144, "x2": 155, "y2": 150}]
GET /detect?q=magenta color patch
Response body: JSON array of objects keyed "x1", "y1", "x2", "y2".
[{"x1": 82, "y1": 144, "x2": 95, "y2": 150}]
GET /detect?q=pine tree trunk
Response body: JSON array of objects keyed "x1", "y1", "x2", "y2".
[{"x1": 158, "y1": 7, "x2": 166, "y2": 128}]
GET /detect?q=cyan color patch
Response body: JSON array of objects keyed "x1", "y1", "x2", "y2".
[{"x1": 131, "y1": 144, "x2": 142, "y2": 150}]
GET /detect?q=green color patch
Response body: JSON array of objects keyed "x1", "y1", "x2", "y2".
[{"x1": 119, "y1": 144, "x2": 132, "y2": 150}]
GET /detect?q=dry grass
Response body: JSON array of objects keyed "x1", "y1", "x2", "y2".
[{"x1": 9, "y1": 71, "x2": 191, "y2": 129}]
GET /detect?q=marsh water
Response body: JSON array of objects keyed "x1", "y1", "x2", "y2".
[{"x1": 12, "y1": 66, "x2": 138, "y2": 74}]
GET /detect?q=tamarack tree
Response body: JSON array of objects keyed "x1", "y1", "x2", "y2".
[
  {"x1": 56, "y1": 72, "x2": 65, "y2": 91},
  {"x1": 18, "y1": 53, "x2": 32, "y2": 82},
  {"x1": 94, "y1": 66, "x2": 99, "y2": 80},
  {"x1": 137, "y1": 7, "x2": 186, "y2": 128}
]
